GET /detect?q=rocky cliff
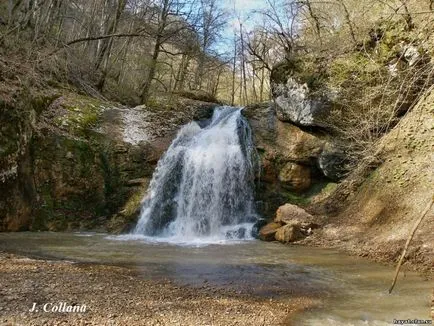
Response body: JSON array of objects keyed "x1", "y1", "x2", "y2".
[
  {"x1": 242, "y1": 103, "x2": 336, "y2": 219},
  {"x1": 254, "y1": 51, "x2": 433, "y2": 271},
  {"x1": 0, "y1": 89, "x2": 216, "y2": 232},
  {"x1": 305, "y1": 86, "x2": 434, "y2": 271}
]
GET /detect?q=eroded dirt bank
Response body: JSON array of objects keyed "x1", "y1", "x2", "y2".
[{"x1": 0, "y1": 252, "x2": 314, "y2": 326}]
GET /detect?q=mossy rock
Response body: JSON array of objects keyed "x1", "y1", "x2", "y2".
[
  {"x1": 106, "y1": 184, "x2": 148, "y2": 233},
  {"x1": 271, "y1": 56, "x2": 328, "y2": 92},
  {"x1": 48, "y1": 93, "x2": 115, "y2": 139}
]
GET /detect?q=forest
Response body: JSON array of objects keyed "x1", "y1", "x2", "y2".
[{"x1": 1, "y1": 0, "x2": 274, "y2": 105}]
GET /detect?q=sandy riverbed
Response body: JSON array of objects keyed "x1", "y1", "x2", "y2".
[{"x1": 0, "y1": 252, "x2": 314, "y2": 326}]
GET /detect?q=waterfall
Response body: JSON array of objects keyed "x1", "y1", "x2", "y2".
[{"x1": 132, "y1": 106, "x2": 258, "y2": 243}]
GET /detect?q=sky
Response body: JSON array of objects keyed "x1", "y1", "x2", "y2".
[
  {"x1": 222, "y1": 0, "x2": 267, "y2": 28},
  {"x1": 217, "y1": 0, "x2": 268, "y2": 54},
  {"x1": 223, "y1": 0, "x2": 267, "y2": 16}
]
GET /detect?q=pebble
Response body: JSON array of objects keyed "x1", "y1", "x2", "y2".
[{"x1": 0, "y1": 252, "x2": 314, "y2": 325}]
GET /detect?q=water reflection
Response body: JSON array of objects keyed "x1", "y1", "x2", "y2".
[{"x1": 0, "y1": 232, "x2": 431, "y2": 325}]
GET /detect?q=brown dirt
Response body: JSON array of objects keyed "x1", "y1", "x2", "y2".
[
  {"x1": 302, "y1": 87, "x2": 434, "y2": 279},
  {"x1": 0, "y1": 252, "x2": 315, "y2": 326}
]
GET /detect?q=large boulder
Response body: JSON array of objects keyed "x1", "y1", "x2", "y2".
[
  {"x1": 275, "y1": 203, "x2": 316, "y2": 226},
  {"x1": 278, "y1": 162, "x2": 311, "y2": 192},
  {"x1": 271, "y1": 203, "x2": 320, "y2": 244},
  {"x1": 259, "y1": 222, "x2": 282, "y2": 241},
  {"x1": 270, "y1": 59, "x2": 331, "y2": 128},
  {"x1": 275, "y1": 224, "x2": 305, "y2": 243},
  {"x1": 272, "y1": 77, "x2": 330, "y2": 127},
  {"x1": 242, "y1": 103, "x2": 327, "y2": 218},
  {"x1": 318, "y1": 144, "x2": 348, "y2": 181},
  {"x1": 243, "y1": 103, "x2": 325, "y2": 163}
]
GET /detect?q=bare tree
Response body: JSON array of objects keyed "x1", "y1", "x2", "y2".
[
  {"x1": 140, "y1": 0, "x2": 196, "y2": 102},
  {"x1": 96, "y1": 0, "x2": 128, "y2": 90},
  {"x1": 193, "y1": 0, "x2": 227, "y2": 90}
]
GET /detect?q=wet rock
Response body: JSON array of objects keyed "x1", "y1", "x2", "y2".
[
  {"x1": 274, "y1": 224, "x2": 305, "y2": 243},
  {"x1": 251, "y1": 219, "x2": 268, "y2": 238},
  {"x1": 245, "y1": 215, "x2": 259, "y2": 223},
  {"x1": 226, "y1": 227, "x2": 246, "y2": 239},
  {"x1": 258, "y1": 222, "x2": 282, "y2": 241}
]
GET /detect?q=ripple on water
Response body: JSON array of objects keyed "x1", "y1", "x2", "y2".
[{"x1": 0, "y1": 231, "x2": 431, "y2": 325}]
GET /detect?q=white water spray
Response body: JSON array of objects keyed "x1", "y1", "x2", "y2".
[{"x1": 132, "y1": 107, "x2": 258, "y2": 243}]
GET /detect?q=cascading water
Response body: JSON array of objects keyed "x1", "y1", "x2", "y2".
[{"x1": 132, "y1": 106, "x2": 259, "y2": 243}]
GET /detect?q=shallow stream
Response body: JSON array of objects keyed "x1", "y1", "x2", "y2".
[{"x1": 0, "y1": 232, "x2": 431, "y2": 325}]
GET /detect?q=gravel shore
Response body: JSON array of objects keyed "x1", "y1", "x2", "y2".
[{"x1": 0, "y1": 252, "x2": 315, "y2": 326}]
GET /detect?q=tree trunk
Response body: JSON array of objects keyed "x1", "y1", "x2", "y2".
[
  {"x1": 140, "y1": 0, "x2": 170, "y2": 103},
  {"x1": 304, "y1": 0, "x2": 322, "y2": 45},
  {"x1": 115, "y1": 25, "x2": 134, "y2": 85},
  {"x1": 212, "y1": 68, "x2": 222, "y2": 97},
  {"x1": 175, "y1": 53, "x2": 190, "y2": 91},
  {"x1": 240, "y1": 23, "x2": 248, "y2": 105},
  {"x1": 96, "y1": 0, "x2": 127, "y2": 91},
  {"x1": 231, "y1": 36, "x2": 237, "y2": 106},
  {"x1": 140, "y1": 39, "x2": 161, "y2": 103},
  {"x1": 194, "y1": 52, "x2": 205, "y2": 90}
]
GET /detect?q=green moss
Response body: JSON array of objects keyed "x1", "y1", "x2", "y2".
[
  {"x1": 320, "y1": 182, "x2": 338, "y2": 194},
  {"x1": 271, "y1": 57, "x2": 327, "y2": 91},
  {"x1": 56, "y1": 94, "x2": 110, "y2": 138},
  {"x1": 311, "y1": 182, "x2": 338, "y2": 201},
  {"x1": 367, "y1": 169, "x2": 380, "y2": 180},
  {"x1": 31, "y1": 183, "x2": 68, "y2": 231},
  {"x1": 283, "y1": 182, "x2": 338, "y2": 207},
  {"x1": 106, "y1": 186, "x2": 146, "y2": 233},
  {"x1": 328, "y1": 52, "x2": 383, "y2": 88},
  {"x1": 99, "y1": 148, "x2": 125, "y2": 214},
  {"x1": 286, "y1": 192, "x2": 311, "y2": 206},
  {"x1": 122, "y1": 191, "x2": 144, "y2": 217},
  {"x1": 29, "y1": 94, "x2": 61, "y2": 114}
]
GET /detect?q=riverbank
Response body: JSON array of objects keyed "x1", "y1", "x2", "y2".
[
  {"x1": 0, "y1": 251, "x2": 314, "y2": 326},
  {"x1": 300, "y1": 233, "x2": 434, "y2": 280}
]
